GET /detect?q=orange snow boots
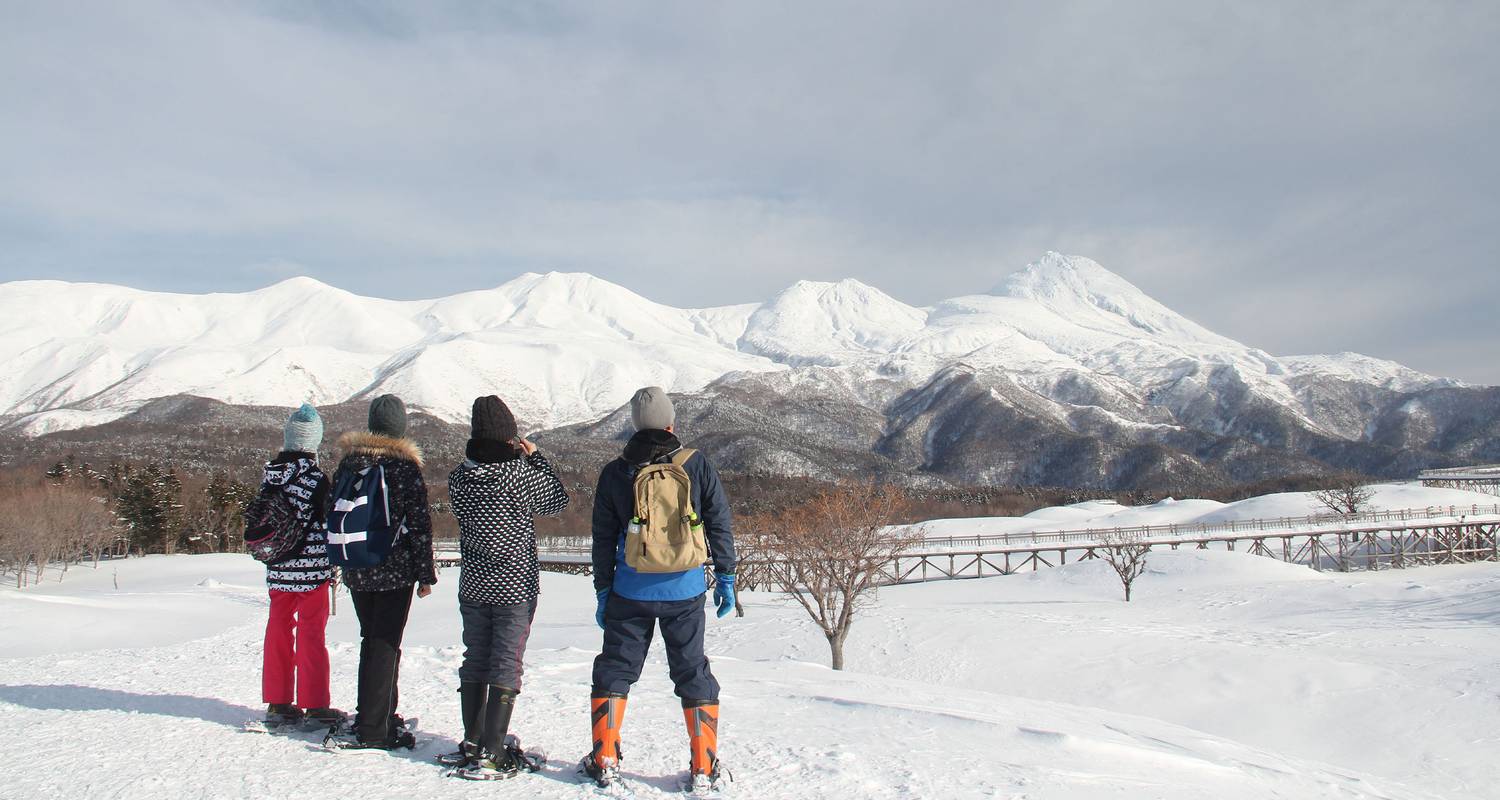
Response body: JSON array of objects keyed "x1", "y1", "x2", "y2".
[
  {"x1": 590, "y1": 694, "x2": 627, "y2": 767},
  {"x1": 683, "y1": 701, "x2": 719, "y2": 776}
]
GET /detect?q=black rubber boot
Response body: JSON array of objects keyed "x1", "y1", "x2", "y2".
[
  {"x1": 456, "y1": 687, "x2": 522, "y2": 780},
  {"x1": 438, "y1": 683, "x2": 489, "y2": 767},
  {"x1": 482, "y1": 687, "x2": 517, "y2": 762}
]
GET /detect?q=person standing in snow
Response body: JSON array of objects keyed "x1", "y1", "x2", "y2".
[
  {"x1": 323, "y1": 394, "x2": 437, "y2": 751},
  {"x1": 436, "y1": 395, "x2": 569, "y2": 780},
  {"x1": 580, "y1": 387, "x2": 737, "y2": 793},
  {"x1": 260, "y1": 403, "x2": 342, "y2": 729}
]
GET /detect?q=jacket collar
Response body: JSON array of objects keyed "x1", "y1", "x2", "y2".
[
  {"x1": 623, "y1": 429, "x2": 682, "y2": 467},
  {"x1": 466, "y1": 438, "x2": 524, "y2": 464}
]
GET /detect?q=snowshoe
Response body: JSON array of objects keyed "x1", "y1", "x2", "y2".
[
  {"x1": 436, "y1": 739, "x2": 482, "y2": 768},
  {"x1": 302, "y1": 707, "x2": 347, "y2": 731},
  {"x1": 452, "y1": 734, "x2": 543, "y2": 781},
  {"x1": 245, "y1": 703, "x2": 304, "y2": 734},
  {"x1": 321, "y1": 717, "x2": 421, "y2": 752}
]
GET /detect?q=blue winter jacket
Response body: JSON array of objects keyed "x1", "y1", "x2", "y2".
[{"x1": 591, "y1": 430, "x2": 735, "y2": 601}]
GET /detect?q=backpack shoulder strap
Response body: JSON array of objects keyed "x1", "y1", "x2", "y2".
[{"x1": 668, "y1": 448, "x2": 697, "y2": 468}]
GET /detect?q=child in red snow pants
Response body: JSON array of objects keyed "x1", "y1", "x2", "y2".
[{"x1": 263, "y1": 581, "x2": 332, "y2": 709}]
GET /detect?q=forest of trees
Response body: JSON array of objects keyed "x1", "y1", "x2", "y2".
[
  {"x1": 0, "y1": 445, "x2": 1361, "y2": 591},
  {"x1": 0, "y1": 456, "x2": 257, "y2": 586}
]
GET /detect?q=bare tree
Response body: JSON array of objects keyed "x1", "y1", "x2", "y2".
[
  {"x1": 745, "y1": 481, "x2": 923, "y2": 670},
  {"x1": 0, "y1": 481, "x2": 124, "y2": 587},
  {"x1": 1313, "y1": 475, "x2": 1375, "y2": 516},
  {"x1": 1098, "y1": 530, "x2": 1151, "y2": 602}
]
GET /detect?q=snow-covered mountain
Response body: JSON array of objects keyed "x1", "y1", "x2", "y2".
[{"x1": 4, "y1": 253, "x2": 1494, "y2": 487}]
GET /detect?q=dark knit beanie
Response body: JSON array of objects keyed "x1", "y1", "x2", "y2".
[
  {"x1": 471, "y1": 395, "x2": 518, "y2": 442},
  {"x1": 368, "y1": 394, "x2": 408, "y2": 438}
]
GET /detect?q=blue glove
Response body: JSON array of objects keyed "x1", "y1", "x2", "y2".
[
  {"x1": 595, "y1": 588, "x2": 610, "y2": 630},
  {"x1": 713, "y1": 573, "x2": 736, "y2": 619}
]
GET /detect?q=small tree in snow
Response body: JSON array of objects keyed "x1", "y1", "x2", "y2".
[
  {"x1": 1313, "y1": 476, "x2": 1374, "y2": 517},
  {"x1": 1098, "y1": 530, "x2": 1151, "y2": 602},
  {"x1": 746, "y1": 481, "x2": 923, "y2": 670}
]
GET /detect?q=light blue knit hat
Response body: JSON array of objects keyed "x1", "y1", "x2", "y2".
[{"x1": 283, "y1": 403, "x2": 324, "y2": 453}]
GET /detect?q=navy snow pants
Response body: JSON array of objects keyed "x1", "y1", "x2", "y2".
[
  {"x1": 459, "y1": 598, "x2": 537, "y2": 690},
  {"x1": 591, "y1": 593, "x2": 719, "y2": 702}
]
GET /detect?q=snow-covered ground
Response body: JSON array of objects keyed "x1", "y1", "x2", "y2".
[
  {"x1": 4, "y1": 546, "x2": 1498, "y2": 799},
  {"x1": 918, "y1": 484, "x2": 1500, "y2": 544}
]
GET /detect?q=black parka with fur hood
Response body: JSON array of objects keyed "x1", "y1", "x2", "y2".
[{"x1": 333, "y1": 431, "x2": 437, "y2": 592}]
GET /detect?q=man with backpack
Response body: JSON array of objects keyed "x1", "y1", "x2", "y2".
[
  {"x1": 323, "y1": 394, "x2": 437, "y2": 751},
  {"x1": 580, "y1": 387, "x2": 737, "y2": 794},
  {"x1": 255, "y1": 403, "x2": 341, "y2": 730},
  {"x1": 437, "y1": 395, "x2": 569, "y2": 780}
]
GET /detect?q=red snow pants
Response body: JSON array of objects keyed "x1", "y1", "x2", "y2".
[{"x1": 262, "y1": 582, "x2": 331, "y2": 709}]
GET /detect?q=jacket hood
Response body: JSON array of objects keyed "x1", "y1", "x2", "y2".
[
  {"x1": 623, "y1": 429, "x2": 682, "y2": 467},
  {"x1": 449, "y1": 458, "x2": 527, "y2": 494},
  {"x1": 338, "y1": 431, "x2": 424, "y2": 467},
  {"x1": 263, "y1": 454, "x2": 318, "y2": 487}
]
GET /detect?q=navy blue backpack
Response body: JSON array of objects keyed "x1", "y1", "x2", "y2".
[{"x1": 326, "y1": 464, "x2": 402, "y2": 568}]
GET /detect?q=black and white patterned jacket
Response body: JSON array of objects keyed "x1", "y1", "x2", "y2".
[
  {"x1": 449, "y1": 452, "x2": 569, "y2": 605},
  {"x1": 262, "y1": 452, "x2": 333, "y2": 593}
]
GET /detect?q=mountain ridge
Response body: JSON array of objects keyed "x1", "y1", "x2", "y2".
[{"x1": 4, "y1": 253, "x2": 1494, "y2": 489}]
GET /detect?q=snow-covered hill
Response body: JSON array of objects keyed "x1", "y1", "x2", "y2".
[
  {"x1": 0, "y1": 252, "x2": 1460, "y2": 438},
  {"x1": 3, "y1": 545, "x2": 1492, "y2": 798}
]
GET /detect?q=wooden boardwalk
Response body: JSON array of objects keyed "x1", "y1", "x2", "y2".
[
  {"x1": 1420, "y1": 465, "x2": 1500, "y2": 497},
  {"x1": 866, "y1": 518, "x2": 1500, "y2": 587}
]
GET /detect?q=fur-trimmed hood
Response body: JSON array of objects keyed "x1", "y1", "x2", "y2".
[{"x1": 337, "y1": 431, "x2": 424, "y2": 467}]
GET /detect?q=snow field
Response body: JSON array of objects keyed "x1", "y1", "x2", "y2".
[
  {"x1": 916, "y1": 484, "x2": 1500, "y2": 543},
  {"x1": 4, "y1": 549, "x2": 1495, "y2": 798}
]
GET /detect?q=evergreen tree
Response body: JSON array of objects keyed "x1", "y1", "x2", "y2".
[{"x1": 114, "y1": 465, "x2": 184, "y2": 554}]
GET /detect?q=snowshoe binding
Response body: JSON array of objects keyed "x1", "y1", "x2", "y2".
[
  {"x1": 682, "y1": 760, "x2": 732, "y2": 797},
  {"x1": 578, "y1": 751, "x2": 622, "y2": 788},
  {"x1": 322, "y1": 715, "x2": 419, "y2": 752},
  {"x1": 454, "y1": 735, "x2": 543, "y2": 781}
]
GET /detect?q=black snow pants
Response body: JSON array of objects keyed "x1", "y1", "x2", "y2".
[{"x1": 350, "y1": 584, "x2": 414, "y2": 743}]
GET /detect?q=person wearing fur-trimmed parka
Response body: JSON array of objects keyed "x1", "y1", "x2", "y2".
[
  {"x1": 438, "y1": 395, "x2": 569, "y2": 781},
  {"x1": 323, "y1": 394, "x2": 437, "y2": 751}
]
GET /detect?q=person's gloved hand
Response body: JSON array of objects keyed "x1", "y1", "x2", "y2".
[
  {"x1": 712, "y1": 573, "x2": 736, "y2": 619},
  {"x1": 595, "y1": 588, "x2": 610, "y2": 629}
]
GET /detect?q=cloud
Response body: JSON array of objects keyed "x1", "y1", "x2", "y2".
[{"x1": 0, "y1": 0, "x2": 1496, "y2": 382}]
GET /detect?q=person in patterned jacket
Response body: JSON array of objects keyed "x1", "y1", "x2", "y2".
[
  {"x1": 323, "y1": 394, "x2": 438, "y2": 751},
  {"x1": 260, "y1": 403, "x2": 341, "y2": 729},
  {"x1": 438, "y1": 395, "x2": 569, "y2": 780}
]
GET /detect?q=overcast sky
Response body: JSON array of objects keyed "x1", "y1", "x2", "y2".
[{"x1": 2, "y1": 1, "x2": 1497, "y2": 382}]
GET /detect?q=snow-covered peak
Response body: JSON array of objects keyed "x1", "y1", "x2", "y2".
[
  {"x1": 737, "y1": 278, "x2": 927, "y2": 363},
  {"x1": 996, "y1": 252, "x2": 1229, "y2": 346},
  {"x1": 251, "y1": 275, "x2": 341, "y2": 294}
]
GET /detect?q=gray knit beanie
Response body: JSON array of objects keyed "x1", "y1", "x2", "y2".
[
  {"x1": 368, "y1": 394, "x2": 408, "y2": 438},
  {"x1": 629, "y1": 386, "x2": 675, "y2": 432},
  {"x1": 283, "y1": 403, "x2": 324, "y2": 453}
]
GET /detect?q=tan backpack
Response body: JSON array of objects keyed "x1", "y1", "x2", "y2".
[{"x1": 626, "y1": 448, "x2": 709, "y2": 573}]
